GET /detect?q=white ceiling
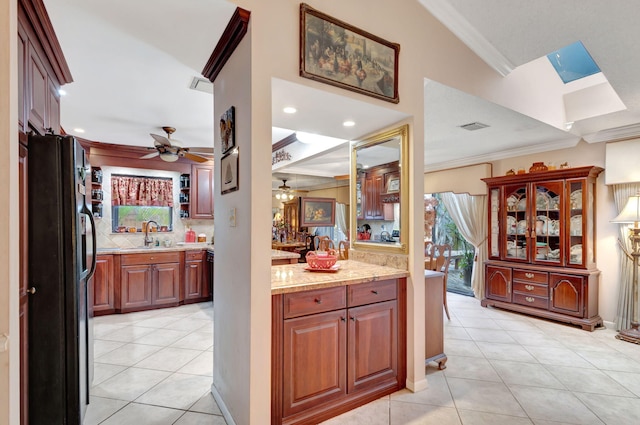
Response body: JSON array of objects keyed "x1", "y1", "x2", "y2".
[{"x1": 43, "y1": 0, "x2": 640, "y2": 190}]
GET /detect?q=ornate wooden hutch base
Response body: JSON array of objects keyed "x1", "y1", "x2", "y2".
[{"x1": 481, "y1": 166, "x2": 604, "y2": 331}]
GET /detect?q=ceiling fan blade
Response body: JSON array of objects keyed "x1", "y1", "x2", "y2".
[
  {"x1": 140, "y1": 151, "x2": 160, "y2": 159},
  {"x1": 151, "y1": 133, "x2": 171, "y2": 146},
  {"x1": 188, "y1": 147, "x2": 214, "y2": 154},
  {"x1": 182, "y1": 151, "x2": 209, "y2": 163}
]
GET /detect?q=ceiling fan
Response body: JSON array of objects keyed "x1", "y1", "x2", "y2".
[
  {"x1": 273, "y1": 179, "x2": 297, "y2": 200},
  {"x1": 140, "y1": 126, "x2": 214, "y2": 163}
]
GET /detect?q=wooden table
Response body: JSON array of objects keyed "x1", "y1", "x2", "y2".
[
  {"x1": 271, "y1": 241, "x2": 306, "y2": 252},
  {"x1": 425, "y1": 270, "x2": 447, "y2": 370}
]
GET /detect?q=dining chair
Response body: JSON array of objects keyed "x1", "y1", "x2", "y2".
[
  {"x1": 338, "y1": 240, "x2": 349, "y2": 260},
  {"x1": 425, "y1": 241, "x2": 452, "y2": 320},
  {"x1": 313, "y1": 235, "x2": 334, "y2": 251}
]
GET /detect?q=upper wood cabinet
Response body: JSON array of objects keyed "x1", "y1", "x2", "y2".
[
  {"x1": 283, "y1": 197, "x2": 301, "y2": 233},
  {"x1": 191, "y1": 163, "x2": 214, "y2": 219}
]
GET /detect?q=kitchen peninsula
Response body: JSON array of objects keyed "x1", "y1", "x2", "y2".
[
  {"x1": 94, "y1": 245, "x2": 300, "y2": 315},
  {"x1": 271, "y1": 260, "x2": 408, "y2": 425}
]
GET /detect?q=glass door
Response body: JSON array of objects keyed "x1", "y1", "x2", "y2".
[
  {"x1": 532, "y1": 181, "x2": 563, "y2": 265},
  {"x1": 567, "y1": 180, "x2": 586, "y2": 266},
  {"x1": 504, "y1": 184, "x2": 528, "y2": 262}
]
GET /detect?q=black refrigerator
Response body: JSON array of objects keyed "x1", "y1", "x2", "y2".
[{"x1": 28, "y1": 134, "x2": 97, "y2": 425}]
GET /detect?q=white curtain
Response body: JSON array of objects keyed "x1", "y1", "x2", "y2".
[
  {"x1": 613, "y1": 183, "x2": 640, "y2": 330},
  {"x1": 441, "y1": 192, "x2": 488, "y2": 298}
]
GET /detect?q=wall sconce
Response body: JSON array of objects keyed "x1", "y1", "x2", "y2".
[{"x1": 611, "y1": 192, "x2": 640, "y2": 344}]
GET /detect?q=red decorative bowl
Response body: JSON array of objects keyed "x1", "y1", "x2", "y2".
[{"x1": 306, "y1": 250, "x2": 338, "y2": 269}]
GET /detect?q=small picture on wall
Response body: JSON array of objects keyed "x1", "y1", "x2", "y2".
[
  {"x1": 220, "y1": 106, "x2": 235, "y2": 154},
  {"x1": 221, "y1": 148, "x2": 239, "y2": 195}
]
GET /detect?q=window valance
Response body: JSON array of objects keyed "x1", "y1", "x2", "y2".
[{"x1": 111, "y1": 175, "x2": 173, "y2": 207}]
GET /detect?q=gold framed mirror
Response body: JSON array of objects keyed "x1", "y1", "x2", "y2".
[{"x1": 351, "y1": 124, "x2": 408, "y2": 254}]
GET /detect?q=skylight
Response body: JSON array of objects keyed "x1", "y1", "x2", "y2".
[{"x1": 547, "y1": 41, "x2": 601, "y2": 84}]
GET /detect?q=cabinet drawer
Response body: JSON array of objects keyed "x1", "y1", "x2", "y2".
[
  {"x1": 348, "y1": 279, "x2": 397, "y2": 307},
  {"x1": 121, "y1": 252, "x2": 180, "y2": 265},
  {"x1": 513, "y1": 269, "x2": 548, "y2": 284},
  {"x1": 513, "y1": 293, "x2": 548, "y2": 309},
  {"x1": 185, "y1": 250, "x2": 203, "y2": 261},
  {"x1": 513, "y1": 281, "x2": 548, "y2": 297},
  {"x1": 284, "y1": 286, "x2": 346, "y2": 319}
]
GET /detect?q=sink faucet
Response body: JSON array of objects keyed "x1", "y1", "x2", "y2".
[
  {"x1": 380, "y1": 230, "x2": 391, "y2": 241},
  {"x1": 144, "y1": 220, "x2": 159, "y2": 247}
]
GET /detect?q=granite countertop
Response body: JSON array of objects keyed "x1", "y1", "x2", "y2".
[
  {"x1": 96, "y1": 242, "x2": 212, "y2": 255},
  {"x1": 271, "y1": 260, "x2": 408, "y2": 295},
  {"x1": 271, "y1": 249, "x2": 300, "y2": 260}
]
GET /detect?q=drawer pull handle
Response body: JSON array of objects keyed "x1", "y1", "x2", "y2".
[
  {"x1": 314, "y1": 298, "x2": 322, "y2": 304},
  {"x1": 371, "y1": 290, "x2": 378, "y2": 295},
  {"x1": 525, "y1": 285, "x2": 534, "y2": 291},
  {"x1": 525, "y1": 296, "x2": 535, "y2": 303},
  {"x1": 525, "y1": 273, "x2": 534, "y2": 279},
  {"x1": 350, "y1": 316, "x2": 355, "y2": 322}
]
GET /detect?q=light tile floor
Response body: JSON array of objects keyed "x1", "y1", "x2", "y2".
[
  {"x1": 324, "y1": 293, "x2": 640, "y2": 425},
  {"x1": 86, "y1": 293, "x2": 640, "y2": 425}
]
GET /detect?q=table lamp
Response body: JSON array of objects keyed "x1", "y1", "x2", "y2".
[{"x1": 612, "y1": 192, "x2": 640, "y2": 344}]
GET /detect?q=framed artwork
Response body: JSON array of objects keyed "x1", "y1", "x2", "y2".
[
  {"x1": 386, "y1": 176, "x2": 400, "y2": 193},
  {"x1": 299, "y1": 3, "x2": 400, "y2": 103},
  {"x1": 300, "y1": 197, "x2": 336, "y2": 227},
  {"x1": 220, "y1": 106, "x2": 235, "y2": 154},
  {"x1": 220, "y1": 148, "x2": 239, "y2": 195}
]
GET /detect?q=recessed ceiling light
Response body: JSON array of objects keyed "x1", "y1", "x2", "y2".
[
  {"x1": 283, "y1": 107, "x2": 297, "y2": 114},
  {"x1": 343, "y1": 120, "x2": 355, "y2": 127},
  {"x1": 58, "y1": 89, "x2": 67, "y2": 96},
  {"x1": 73, "y1": 128, "x2": 85, "y2": 133}
]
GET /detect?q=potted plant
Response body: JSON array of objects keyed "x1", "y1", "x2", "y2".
[{"x1": 459, "y1": 249, "x2": 475, "y2": 286}]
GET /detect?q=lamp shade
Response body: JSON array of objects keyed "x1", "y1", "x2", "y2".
[{"x1": 612, "y1": 194, "x2": 640, "y2": 224}]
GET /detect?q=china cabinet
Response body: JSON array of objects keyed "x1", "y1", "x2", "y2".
[{"x1": 481, "y1": 166, "x2": 603, "y2": 330}]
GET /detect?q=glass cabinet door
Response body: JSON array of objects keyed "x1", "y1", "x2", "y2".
[
  {"x1": 532, "y1": 181, "x2": 563, "y2": 265},
  {"x1": 567, "y1": 179, "x2": 587, "y2": 267},
  {"x1": 504, "y1": 184, "x2": 528, "y2": 261},
  {"x1": 489, "y1": 188, "x2": 499, "y2": 258}
]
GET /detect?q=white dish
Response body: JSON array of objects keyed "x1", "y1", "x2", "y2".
[
  {"x1": 536, "y1": 192, "x2": 550, "y2": 209},
  {"x1": 517, "y1": 198, "x2": 527, "y2": 211},
  {"x1": 507, "y1": 216, "x2": 517, "y2": 234},
  {"x1": 570, "y1": 215, "x2": 582, "y2": 236},
  {"x1": 517, "y1": 220, "x2": 527, "y2": 235},
  {"x1": 570, "y1": 190, "x2": 582, "y2": 209},
  {"x1": 507, "y1": 195, "x2": 518, "y2": 211}
]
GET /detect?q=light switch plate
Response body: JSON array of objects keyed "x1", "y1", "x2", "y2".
[{"x1": 229, "y1": 208, "x2": 236, "y2": 227}]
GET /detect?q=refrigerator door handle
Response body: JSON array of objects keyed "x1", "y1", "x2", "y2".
[{"x1": 83, "y1": 204, "x2": 98, "y2": 281}]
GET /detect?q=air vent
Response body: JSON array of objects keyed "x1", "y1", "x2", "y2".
[
  {"x1": 189, "y1": 77, "x2": 213, "y2": 94},
  {"x1": 459, "y1": 122, "x2": 489, "y2": 131}
]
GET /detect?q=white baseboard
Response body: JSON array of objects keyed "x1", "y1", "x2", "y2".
[{"x1": 211, "y1": 383, "x2": 236, "y2": 425}]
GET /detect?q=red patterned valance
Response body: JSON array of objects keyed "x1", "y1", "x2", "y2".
[{"x1": 111, "y1": 175, "x2": 173, "y2": 207}]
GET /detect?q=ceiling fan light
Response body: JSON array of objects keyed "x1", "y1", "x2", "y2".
[
  {"x1": 160, "y1": 152, "x2": 179, "y2": 162},
  {"x1": 275, "y1": 193, "x2": 282, "y2": 200},
  {"x1": 288, "y1": 193, "x2": 294, "y2": 200}
]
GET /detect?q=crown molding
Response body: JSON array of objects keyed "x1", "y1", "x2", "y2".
[
  {"x1": 582, "y1": 123, "x2": 640, "y2": 144},
  {"x1": 419, "y1": 0, "x2": 514, "y2": 77},
  {"x1": 202, "y1": 7, "x2": 250, "y2": 82},
  {"x1": 424, "y1": 136, "x2": 580, "y2": 172}
]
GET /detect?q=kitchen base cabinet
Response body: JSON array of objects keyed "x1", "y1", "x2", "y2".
[
  {"x1": 93, "y1": 255, "x2": 115, "y2": 315},
  {"x1": 118, "y1": 252, "x2": 181, "y2": 313},
  {"x1": 184, "y1": 250, "x2": 210, "y2": 304},
  {"x1": 272, "y1": 279, "x2": 406, "y2": 425},
  {"x1": 424, "y1": 270, "x2": 447, "y2": 370}
]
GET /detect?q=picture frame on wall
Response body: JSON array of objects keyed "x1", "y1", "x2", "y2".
[
  {"x1": 300, "y1": 197, "x2": 336, "y2": 227},
  {"x1": 221, "y1": 148, "x2": 239, "y2": 195},
  {"x1": 220, "y1": 106, "x2": 235, "y2": 154},
  {"x1": 299, "y1": 3, "x2": 400, "y2": 103}
]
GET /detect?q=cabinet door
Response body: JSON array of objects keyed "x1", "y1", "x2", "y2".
[
  {"x1": 549, "y1": 273, "x2": 584, "y2": 317},
  {"x1": 348, "y1": 300, "x2": 397, "y2": 393},
  {"x1": 152, "y1": 262, "x2": 181, "y2": 305},
  {"x1": 485, "y1": 265, "x2": 512, "y2": 302},
  {"x1": 356, "y1": 177, "x2": 364, "y2": 220},
  {"x1": 191, "y1": 164, "x2": 214, "y2": 219},
  {"x1": 532, "y1": 181, "x2": 564, "y2": 266},
  {"x1": 28, "y1": 43, "x2": 47, "y2": 134},
  {"x1": 184, "y1": 259, "x2": 204, "y2": 300},
  {"x1": 283, "y1": 310, "x2": 347, "y2": 417},
  {"x1": 93, "y1": 255, "x2": 114, "y2": 313},
  {"x1": 46, "y1": 79, "x2": 60, "y2": 134},
  {"x1": 121, "y1": 264, "x2": 153, "y2": 309},
  {"x1": 503, "y1": 183, "x2": 529, "y2": 262},
  {"x1": 365, "y1": 174, "x2": 384, "y2": 219},
  {"x1": 566, "y1": 179, "x2": 592, "y2": 268}
]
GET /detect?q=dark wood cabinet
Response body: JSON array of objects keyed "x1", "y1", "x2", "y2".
[
  {"x1": 358, "y1": 163, "x2": 399, "y2": 221},
  {"x1": 364, "y1": 174, "x2": 384, "y2": 219},
  {"x1": 119, "y1": 252, "x2": 181, "y2": 312},
  {"x1": 191, "y1": 163, "x2": 214, "y2": 219},
  {"x1": 282, "y1": 309, "x2": 347, "y2": 418},
  {"x1": 481, "y1": 167, "x2": 603, "y2": 330},
  {"x1": 184, "y1": 250, "x2": 209, "y2": 303},
  {"x1": 28, "y1": 44, "x2": 47, "y2": 134},
  {"x1": 93, "y1": 255, "x2": 115, "y2": 315},
  {"x1": 283, "y1": 197, "x2": 301, "y2": 233},
  {"x1": 272, "y1": 279, "x2": 406, "y2": 425}
]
